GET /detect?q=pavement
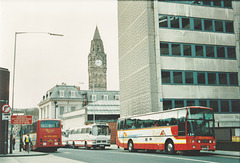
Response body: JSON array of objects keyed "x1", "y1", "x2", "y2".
[
  {"x1": 0, "y1": 149, "x2": 48, "y2": 157},
  {"x1": 0, "y1": 144, "x2": 239, "y2": 157}
]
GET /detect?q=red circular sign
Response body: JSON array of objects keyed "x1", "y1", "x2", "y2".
[{"x1": 1, "y1": 104, "x2": 11, "y2": 113}]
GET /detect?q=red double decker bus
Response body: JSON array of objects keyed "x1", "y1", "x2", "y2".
[
  {"x1": 22, "y1": 119, "x2": 62, "y2": 152},
  {"x1": 117, "y1": 106, "x2": 216, "y2": 154}
]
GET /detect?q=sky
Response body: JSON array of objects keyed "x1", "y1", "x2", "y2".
[{"x1": 0, "y1": 0, "x2": 119, "y2": 108}]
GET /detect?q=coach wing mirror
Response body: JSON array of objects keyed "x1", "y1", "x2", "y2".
[{"x1": 89, "y1": 131, "x2": 92, "y2": 134}]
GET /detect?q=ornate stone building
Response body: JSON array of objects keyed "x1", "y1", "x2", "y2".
[{"x1": 88, "y1": 26, "x2": 107, "y2": 90}]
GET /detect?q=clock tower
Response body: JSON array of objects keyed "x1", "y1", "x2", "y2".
[{"x1": 88, "y1": 26, "x2": 107, "y2": 90}]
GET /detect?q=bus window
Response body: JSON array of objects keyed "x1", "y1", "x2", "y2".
[
  {"x1": 76, "y1": 129, "x2": 81, "y2": 134},
  {"x1": 178, "y1": 109, "x2": 186, "y2": 136},
  {"x1": 117, "y1": 120, "x2": 124, "y2": 130},
  {"x1": 126, "y1": 119, "x2": 136, "y2": 129},
  {"x1": 86, "y1": 128, "x2": 91, "y2": 134},
  {"x1": 92, "y1": 125, "x2": 110, "y2": 136},
  {"x1": 40, "y1": 120, "x2": 60, "y2": 128},
  {"x1": 136, "y1": 119, "x2": 145, "y2": 128},
  {"x1": 81, "y1": 128, "x2": 86, "y2": 133},
  {"x1": 187, "y1": 108, "x2": 215, "y2": 136}
]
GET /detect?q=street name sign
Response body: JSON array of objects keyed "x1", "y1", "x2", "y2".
[
  {"x1": 11, "y1": 115, "x2": 32, "y2": 125},
  {"x1": 2, "y1": 113, "x2": 11, "y2": 120}
]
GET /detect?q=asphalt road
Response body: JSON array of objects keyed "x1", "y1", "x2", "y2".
[
  {"x1": 1, "y1": 147, "x2": 239, "y2": 163},
  {"x1": 52, "y1": 147, "x2": 239, "y2": 163}
]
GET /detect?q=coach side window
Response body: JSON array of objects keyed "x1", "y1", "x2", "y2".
[
  {"x1": 178, "y1": 110, "x2": 186, "y2": 136},
  {"x1": 126, "y1": 119, "x2": 136, "y2": 129}
]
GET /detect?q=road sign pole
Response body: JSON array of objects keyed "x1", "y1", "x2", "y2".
[
  {"x1": 1, "y1": 101, "x2": 9, "y2": 155},
  {"x1": 4, "y1": 120, "x2": 7, "y2": 155}
]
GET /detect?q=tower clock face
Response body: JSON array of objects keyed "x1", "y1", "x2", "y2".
[{"x1": 95, "y1": 59, "x2": 102, "y2": 66}]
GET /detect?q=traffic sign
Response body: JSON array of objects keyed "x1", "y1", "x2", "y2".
[
  {"x1": 2, "y1": 113, "x2": 11, "y2": 120},
  {"x1": 11, "y1": 115, "x2": 32, "y2": 125},
  {"x1": 1, "y1": 104, "x2": 11, "y2": 113}
]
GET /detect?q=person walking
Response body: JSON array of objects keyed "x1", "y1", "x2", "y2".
[
  {"x1": 24, "y1": 134, "x2": 30, "y2": 153},
  {"x1": 12, "y1": 137, "x2": 16, "y2": 150}
]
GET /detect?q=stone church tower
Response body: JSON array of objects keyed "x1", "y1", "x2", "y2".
[{"x1": 88, "y1": 26, "x2": 107, "y2": 90}]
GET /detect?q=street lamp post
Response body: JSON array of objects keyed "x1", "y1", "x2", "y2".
[
  {"x1": 54, "y1": 101, "x2": 58, "y2": 119},
  {"x1": 10, "y1": 32, "x2": 63, "y2": 154}
]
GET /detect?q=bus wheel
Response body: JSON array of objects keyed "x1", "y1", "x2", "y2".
[
  {"x1": 165, "y1": 140, "x2": 176, "y2": 154},
  {"x1": 128, "y1": 141, "x2": 135, "y2": 152}
]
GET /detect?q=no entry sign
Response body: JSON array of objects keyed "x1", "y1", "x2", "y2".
[
  {"x1": 11, "y1": 115, "x2": 32, "y2": 125},
  {"x1": 1, "y1": 104, "x2": 11, "y2": 113}
]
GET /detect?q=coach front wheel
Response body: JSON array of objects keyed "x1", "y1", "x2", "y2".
[
  {"x1": 128, "y1": 141, "x2": 135, "y2": 152},
  {"x1": 165, "y1": 141, "x2": 176, "y2": 154}
]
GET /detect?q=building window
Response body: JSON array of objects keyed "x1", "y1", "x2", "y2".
[
  {"x1": 160, "y1": 42, "x2": 236, "y2": 60},
  {"x1": 163, "y1": 100, "x2": 172, "y2": 110},
  {"x1": 206, "y1": 46, "x2": 215, "y2": 58},
  {"x1": 219, "y1": 73, "x2": 227, "y2": 85},
  {"x1": 194, "y1": 19, "x2": 202, "y2": 30},
  {"x1": 159, "y1": 15, "x2": 234, "y2": 33},
  {"x1": 160, "y1": 43, "x2": 169, "y2": 55},
  {"x1": 197, "y1": 72, "x2": 206, "y2": 84},
  {"x1": 181, "y1": 17, "x2": 190, "y2": 29},
  {"x1": 185, "y1": 72, "x2": 194, "y2": 84},
  {"x1": 163, "y1": 99, "x2": 240, "y2": 113},
  {"x1": 47, "y1": 106, "x2": 49, "y2": 118},
  {"x1": 202, "y1": 0, "x2": 211, "y2": 6},
  {"x1": 229, "y1": 73, "x2": 238, "y2": 85},
  {"x1": 162, "y1": 71, "x2": 171, "y2": 84},
  {"x1": 115, "y1": 95, "x2": 120, "y2": 100},
  {"x1": 210, "y1": 100, "x2": 219, "y2": 112},
  {"x1": 103, "y1": 95, "x2": 108, "y2": 100},
  {"x1": 183, "y1": 44, "x2": 192, "y2": 56},
  {"x1": 225, "y1": 21, "x2": 234, "y2": 33},
  {"x1": 195, "y1": 45, "x2": 204, "y2": 57},
  {"x1": 215, "y1": 20, "x2": 224, "y2": 32},
  {"x1": 71, "y1": 107, "x2": 76, "y2": 112},
  {"x1": 159, "y1": 0, "x2": 232, "y2": 8},
  {"x1": 159, "y1": 15, "x2": 168, "y2": 27},
  {"x1": 213, "y1": 0, "x2": 221, "y2": 6},
  {"x1": 175, "y1": 100, "x2": 184, "y2": 108},
  {"x1": 199, "y1": 100, "x2": 207, "y2": 107},
  {"x1": 232, "y1": 101, "x2": 240, "y2": 112},
  {"x1": 204, "y1": 19, "x2": 213, "y2": 31},
  {"x1": 60, "y1": 90, "x2": 64, "y2": 97},
  {"x1": 223, "y1": 0, "x2": 232, "y2": 8},
  {"x1": 227, "y1": 47, "x2": 236, "y2": 59},
  {"x1": 60, "y1": 106, "x2": 64, "y2": 115},
  {"x1": 162, "y1": 70, "x2": 238, "y2": 86},
  {"x1": 170, "y1": 16, "x2": 179, "y2": 28},
  {"x1": 187, "y1": 100, "x2": 195, "y2": 106},
  {"x1": 71, "y1": 91, "x2": 75, "y2": 97},
  {"x1": 92, "y1": 95, "x2": 96, "y2": 101},
  {"x1": 208, "y1": 73, "x2": 217, "y2": 84},
  {"x1": 172, "y1": 44, "x2": 181, "y2": 56},
  {"x1": 217, "y1": 47, "x2": 225, "y2": 58},
  {"x1": 221, "y1": 101, "x2": 229, "y2": 112},
  {"x1": 173, "y1": 72, "x2": 183, "y2": 84}
]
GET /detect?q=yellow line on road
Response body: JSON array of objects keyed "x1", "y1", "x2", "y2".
[{"x1": 214, "y1": 155, "x2": 240, "y2": 159}]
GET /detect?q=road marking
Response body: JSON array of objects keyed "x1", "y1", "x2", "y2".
[
  {"x1": 94, "y1": 150, "x2": 218, "y2": 163},
  {"x1": 214, "y1": 155, "x2": 240, "y2": 159}
]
